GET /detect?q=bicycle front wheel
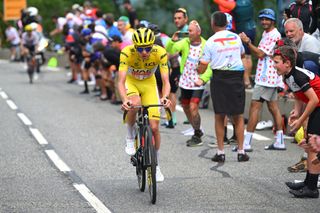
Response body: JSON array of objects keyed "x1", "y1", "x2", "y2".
[
  {"x1": 143, "y1": 126, "x2": 157, "y2": 204},
  {"x1": 135, "y1": 129, "x2": 146, "y2": 192}
]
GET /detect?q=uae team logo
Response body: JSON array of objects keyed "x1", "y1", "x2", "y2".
[{"x1": 213, "y1": 34, "x2": 237, "y2": 45}]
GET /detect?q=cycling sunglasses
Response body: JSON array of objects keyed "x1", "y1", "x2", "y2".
[{"x1": 136, "y1": 46, "x2": 153, "y2": 53}]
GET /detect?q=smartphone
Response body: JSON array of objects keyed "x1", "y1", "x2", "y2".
[{"x1": 178, "y1": 31, "x2": 189, "y2": 39}]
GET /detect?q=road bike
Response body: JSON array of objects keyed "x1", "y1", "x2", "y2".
[
  {"x1": 123, "y1": 104, "x2": 171, "y2": 204},
  {"x1": 25, "y1": 38, "x2": 48, "y2": 84}
]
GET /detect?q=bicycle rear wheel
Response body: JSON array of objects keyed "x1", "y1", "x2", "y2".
[
  {"x1": 143, "y1": 126, "x2": 157, "y2": 204},
  {"x1": 135, "y1": 129, "x2": 146, "y2": 192},
  {"x1": 27, "y1": 65, "x2": 34, "y2": 84}
]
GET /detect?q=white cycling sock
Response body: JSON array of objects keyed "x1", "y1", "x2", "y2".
[
  {"x1": 217, "y1": 149, "x2": 225, "y2": 155},
  {"x1": 244, "y1": 132, "x2": 253, "y2": 147},
  {"x1": 276, "y1": 130, "x2": 284, "y2": 146},
  {"x1": 238, "y1": 149, "x2": 245, "y2": 154},
  {"x1": 126, "y1": 124, "x2": 135, "y2": 139},
  {"x1": 156, "y1": 150, "x2": 159, "y2": 163}
]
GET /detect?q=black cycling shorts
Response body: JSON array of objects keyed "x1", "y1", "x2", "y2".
[
  {"x1": 307, "y1": 107, "x2": 320, "y2": 135},
  {"x1": 180, "y1": 88, "x2": 204, "y2": 105}
]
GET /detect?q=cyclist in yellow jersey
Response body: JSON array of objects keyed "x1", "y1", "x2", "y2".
[{"x1": 118, "y1": 28, "x2": 171, "y2": 182}]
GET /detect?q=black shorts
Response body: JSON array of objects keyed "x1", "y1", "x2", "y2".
[
  {"x1": 169, "y1": 67, "x2": 180, "y2": 93},
  {"x1": 210, "y1": 70, "x2": 245, "y2": 115},
  {"x1": 180, "y1": 88, "x2": 204, "y2": 105},
  {"x1": 307, "y1": 107, "x2": 320, "y2": 135}
]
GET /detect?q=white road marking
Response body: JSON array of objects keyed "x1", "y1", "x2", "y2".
[
  {"x1": 45, "y1": 150, "x2": 71, "y2": 172},
  {"x1": 73, "y1": 184, "x2": 112, "y2": 213},
  {"x1": 29, "y1": 128, "x2": 48, "y2": 145},
  {"x1": 0, "y1": 91, "x2": 8, "y2": 99},
  {"x1": 6, "y1": 100, "x2": 18, "y2": 110},
  {"x1": 1, "y1": 88, "x2": 111, "y2": 212},
  {"x1": 17, "y1": 113, "x2": 32, "y2": 125}
]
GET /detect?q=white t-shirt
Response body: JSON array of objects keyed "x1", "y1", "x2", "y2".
[
  {"x1": 255, "y1": 28, "x2": 282, "y2": 87},
  {"x1": 179, "y1": 44, "x2": 204, "y2": 90},
  {"x1": 5, "y1": 27, "x2": 20, "y2": 45},
  {"x1": 298, "y1": 33, "x2": 320, "y2": 53},
  {"x1": 201, "y1": 30, "x2": 244, "y2": 71}
]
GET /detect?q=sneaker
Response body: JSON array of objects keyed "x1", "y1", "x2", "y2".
[
  {"x1": 232, "y1": 146, "x2": 253, "y2": 152},
  {"x1": 67, "y1": 79, "x2": 75, "y2": 84},
  {"x1": 238, "y1": 153, "x2": 250, "y2": 162},
  {"x1": 186, "y1": 135, "x2": 203, "y2": 147},
  {"x1": 34, "y1": 73, "x2": 39, "y2": 80},
  {"x1": 287, "y1": 158, "x2": 307, "y2": 173},
  {"x1": 80, "y1": 90, "x2": 89, "y2": 94},
  {"x1": 183, "y1": 127, "x2": 205, "y2": 136},
  {"x1": 285, "y1": 181, "x2": 305, "y2": 190},
  {"x1": 264, "y1": 143, "x2": 286, "y2": 150},
  {"x1": 165, "y1": 120, "x2": 175, "y2": 129},
  {"x1": 125, "y1": 137, "x2": 135, "y2": 156},
  {"x1": 224, "y1": 136, "x2": 230, "y2": 144},
  {"x1": 211, "y1": 153, "x2": 225, "y2": 162},
  {"x1": 160, "y1": 121, "x2": 168, "y2": 126},
  {"x1": 207, "y1": 141, "x2": 217, "y2": 148},
  {"x1": 156, "y1": 166, "x2": 164, "y2": 182},
  {"x1": 183, "y1": 120, "x2": 190, "y2": 124},
  {"x1": 256, "y1": 120, "x2": 273, "y2": 130},
  {"x1": 289, "y1": 186, "x2": 319, "y2": 198},
  {"x1": 181, "y1": 127, "x2": 194, "y2": 135}
]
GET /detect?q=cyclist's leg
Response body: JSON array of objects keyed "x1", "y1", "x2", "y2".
[
  {"x1": 124, "y1": 80, "x2": 141, "y2": 155},
  {"x1": 139, "y1": 78, "x2": 161, "y2": 149}
]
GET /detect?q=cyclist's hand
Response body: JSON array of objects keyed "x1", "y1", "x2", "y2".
[
  {"x1": 121, "y1": 100, "x2": 132, "y2": 111},
  {"x1": 161, "y1": 97, "x2": 171, "y2": 108}
]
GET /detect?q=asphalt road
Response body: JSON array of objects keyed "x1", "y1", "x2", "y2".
[{"x1": 0, "y1": 59, "x2": 319, "y2": 212}]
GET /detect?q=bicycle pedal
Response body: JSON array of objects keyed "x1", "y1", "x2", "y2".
[{"x1": 130, "y1": 156, "x2": 137, "y2": 166}]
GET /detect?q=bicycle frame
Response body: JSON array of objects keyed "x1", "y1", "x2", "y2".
[{"x1": 123, "y1": 104, "x2": 171, "y2": 204}]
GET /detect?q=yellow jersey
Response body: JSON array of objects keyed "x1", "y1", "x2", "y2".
[{"x1": 119, "y1": 44, "x2": 168, "y2": 80}]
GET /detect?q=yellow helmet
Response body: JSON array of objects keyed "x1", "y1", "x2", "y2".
[
  {"x1": 132, "y1": 28, "x2": 155, "y2": 47},
  {"x1": 25, "y1": 24, "x2": 33, "y2": 32}
]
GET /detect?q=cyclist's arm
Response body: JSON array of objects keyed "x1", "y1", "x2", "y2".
[
  {"x1": 118, "y1": 50, "x2": 130, "y2": 104},
  {"x1": 118, "y1": 70, "x2": 128, "y2": 103}
]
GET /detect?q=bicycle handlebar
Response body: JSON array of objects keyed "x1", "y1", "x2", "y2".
[{"x1": 122, "y1": 104, "x2": 172, "y2": 123}]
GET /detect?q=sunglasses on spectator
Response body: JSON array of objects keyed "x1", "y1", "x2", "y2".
[{"x1": 136, "y1": 46, "x2": 153, "y2": 53}]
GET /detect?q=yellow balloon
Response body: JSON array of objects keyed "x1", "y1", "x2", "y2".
[{"x1": 295, "y1": 127, "x2": 304, "y2": 144}]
